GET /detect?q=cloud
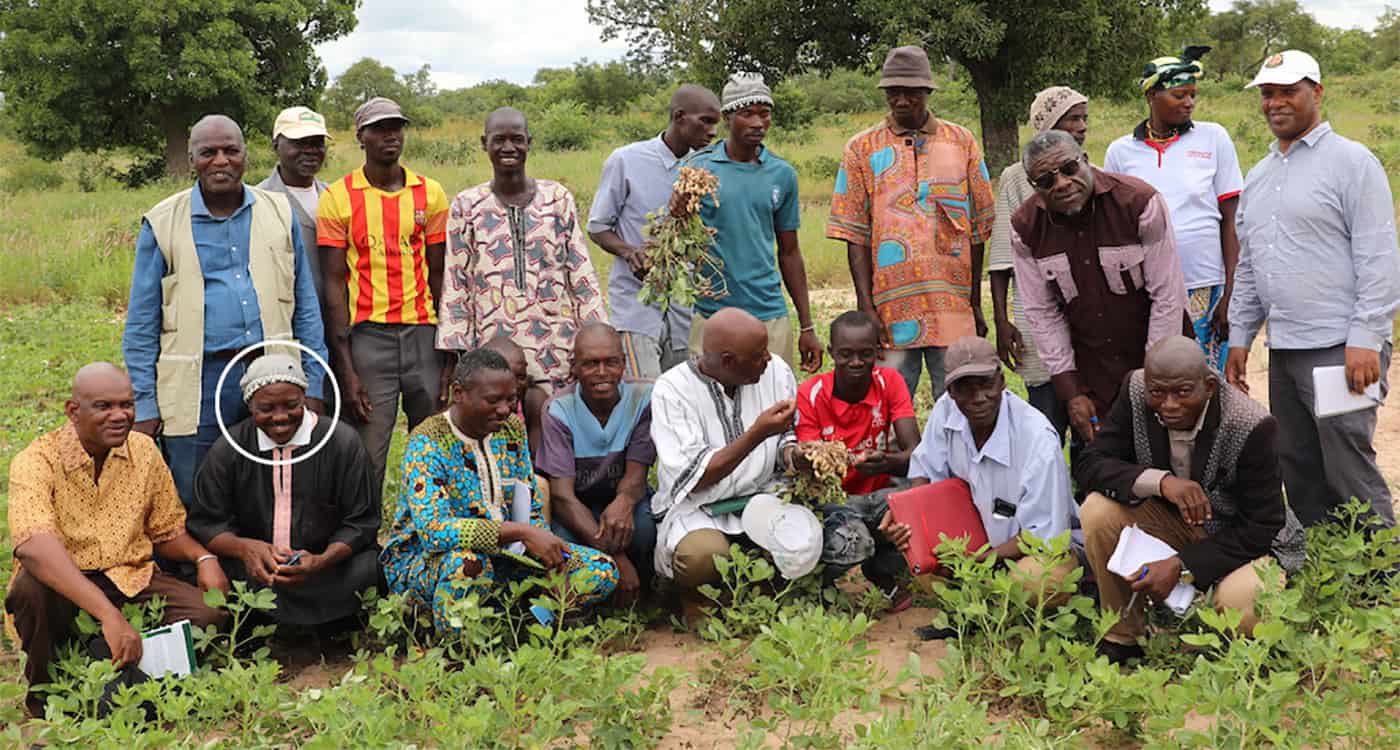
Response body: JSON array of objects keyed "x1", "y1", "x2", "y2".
[
  {"x1": 1207, "y1": 0, "x2": 1391, "y2": 30},
  {"x1": 314, "y1": 0, "x2": 629, "y2": 89}
]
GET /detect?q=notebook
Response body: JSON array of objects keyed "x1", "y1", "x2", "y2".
[
  {"x1": 1106, "y1": 525, "x2": 1196, "y2": 614},
  {"x1": 886, "y1": 478, "x2": 989, "y2": 575},
  {"x1": 1312, "y1": 365, "x2": 1383, "y2": 418},
  {"x1": 138, "y1": 619, "x2": 197, "y2": 678}
]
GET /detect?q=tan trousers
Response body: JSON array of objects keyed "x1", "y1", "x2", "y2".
[
  {"x1": 1006, "y1": 554, "x2": 1079, "y2": 608},
  {"x1": 1081, "y1": 492, "x2": 1284, "y2": 644},
  {"x1": 672, "y1": 529, "x2": 735, "y2": 591},
  {"x1": 688, "y1": 314, "x2": 795, "y2": 371}
]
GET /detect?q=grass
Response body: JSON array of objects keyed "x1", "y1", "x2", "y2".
[{"x1": 1, "y1": 69, "x2": 1399, "y2": 745}]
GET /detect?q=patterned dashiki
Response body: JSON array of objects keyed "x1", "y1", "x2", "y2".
[
  {"x1": 827, "y1": 114, "x2": 995, "y2": 350},
  {"x1": 380, "y1": 413, "x2": 617, "y2": 632},
  {"x1": 1187, "y1": 285, "x2": 1229, "y2": 373},
  {"x1": 436, "y1": 180, "x2": 607, "y2": 388}
]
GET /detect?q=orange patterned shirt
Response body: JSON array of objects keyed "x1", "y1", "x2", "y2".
[
  {"x1": 7, "y1": 424, "x2": 187, "y2": 597},
  {"x1": 827, "y1": 114, "x2": 995, "y2": 349},
  {"x1": 316, "y1": 166, "x2": 449, "y2": 326}
]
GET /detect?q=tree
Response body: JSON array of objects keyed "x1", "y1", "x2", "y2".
[
  {"x1": 586, "y1": 0, "x2": 877, "y2": 88},
  {"x1": 321, "y1": 59, "x2": 443, "y2": 130},
  {"x1": 0, "y1": 0, "x2": 358, "y2": 176},
  {"x1": 1376, "y1": 6, "x2": 1400, "y2": 69},
  {"x1": 1207, "y1": 0, "x2": 1323, "y2": 78},
  {"x1": 859, "y1": 0, "x2": 1185, "y2": 171}
]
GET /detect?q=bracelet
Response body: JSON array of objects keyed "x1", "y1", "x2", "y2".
[
  {"x1": 799, "y1": 324, "x2": 816, "y2": 333},
  {"x1": 195, "y1": 554, "x2": 218, "y2": 566}
]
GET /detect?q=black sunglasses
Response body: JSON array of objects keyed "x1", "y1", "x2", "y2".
[{"x1": 1028, "y1": 153, "x2": 1087, "y2": 191}]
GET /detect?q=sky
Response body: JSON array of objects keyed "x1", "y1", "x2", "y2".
[{"x1": 315, "y1": 0, "x2": 1390, "y2": 90}]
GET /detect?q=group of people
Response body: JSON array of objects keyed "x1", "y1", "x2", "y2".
[{"x1": 7, "y1": 42, "x2": 1399, "y2": 717}]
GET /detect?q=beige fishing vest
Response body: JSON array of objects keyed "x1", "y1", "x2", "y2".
[{"x1": 144, "y1": 186, "x2": 299, "y2": 436}]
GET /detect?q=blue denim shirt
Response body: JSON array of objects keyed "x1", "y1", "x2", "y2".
[
  {"x1": 123, "y1": 184, "x2": 328, "y2": 421},
  {"x1": 1229, "y1": 122, "x2": 1400, "y2": 352}
]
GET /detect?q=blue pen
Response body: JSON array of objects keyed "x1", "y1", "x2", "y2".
[{"x1": 1125, "y1": 568, "x2": 1149, "y2": 612}]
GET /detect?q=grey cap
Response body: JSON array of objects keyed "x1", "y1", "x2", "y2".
[
  {"x1": 354, "y1": 96, "x2": 409, "y2": 131},
  {"x1": 721, "y1": 72, "x2": 774, "y2": 115},
  {"x1": 239, "y1": 353, "x2": 308, "y2": 403},
  {"x1": 944, "y1": 336, "x2": 1001, "y2": 386}
]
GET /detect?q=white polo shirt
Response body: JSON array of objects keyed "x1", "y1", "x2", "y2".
[{"x1": 1104, "y1": 120, "x2": 1244, "y2": 290}]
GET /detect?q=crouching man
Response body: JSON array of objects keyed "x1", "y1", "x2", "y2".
[
  {"x1": 1076, "y1": 336, "x2": 1306, "y2": 664},
  {"x1": 883, "y1": 336, "x2": 1080, "y2": 639},
  {"x1": 6, "y1": 364, "x2": 229, "y2": 717},
  {"x1": 651, "y1": 308, "x2": 821, "y2": 618}
]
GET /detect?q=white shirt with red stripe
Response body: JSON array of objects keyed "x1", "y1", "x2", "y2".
[{"x1": 1104, "y1": 120, "x2": 1244, "y2": 290}]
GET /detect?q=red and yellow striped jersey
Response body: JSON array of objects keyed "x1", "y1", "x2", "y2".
[{"x1": 317, "y1": 166, "x2": 449, "y2": 326}]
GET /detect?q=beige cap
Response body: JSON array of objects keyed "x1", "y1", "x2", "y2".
[
  {"x1": 272, "y1": 106, "x2": 330, "y2": 140},
  {"x1": 944, "y1": 336, "x2": 1001, "y2": 386},
  {"x1": 354, "y1": 97, "x2": 409, "y2": 131},
  {"x1": 1246, "y1": 50, "x2": 1321, "y2": 89}
]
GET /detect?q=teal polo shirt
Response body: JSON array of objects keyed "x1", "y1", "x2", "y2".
[{"x1": 684, "y1": 140, "x2": 801, "y2": 321}]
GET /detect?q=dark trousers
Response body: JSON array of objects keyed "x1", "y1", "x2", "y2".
[
  {"x1": 5, "y1": 569, "x2": 228, "y2": 709},
  {"x1": 349, "y1": 322, "x2": 442, "y2": 504},
  {"x1": 553, "y1": 494, "x2": 658, "y2": 581},
  {"x1": 1026, "y1": 382, "x2": 1070, "y2": 445},
  {"x1": 162, "y1": 354, "x2": 250, "y2": 507},
  {"x1": 1269, "y1": 343, "x2": 1394, "y2": 527}
]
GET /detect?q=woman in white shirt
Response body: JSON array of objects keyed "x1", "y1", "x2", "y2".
[{"x1": 1104, "y1": 46, "x2": 1244, "y2": 373}]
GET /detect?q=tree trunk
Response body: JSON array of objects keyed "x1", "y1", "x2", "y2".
[
  {"x1": 964, "y1": 58, "x2": 1020, "y2": 175},
  {"x1": 162, "y1": 112, "x2": 190, "y2": 178}
]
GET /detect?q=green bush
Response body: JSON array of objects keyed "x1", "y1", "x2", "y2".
[
  {"x1": 612, "y1": 111, "x2": 666, "y2": 144},
  {"x1": 1, "y1": 158, "x2": 65, "y2": 192},
  {"x1": 772, "y1": 78, "x2": 818, "y2": 132},
  {"x1": 803, "y1": 154, "x2": 842, "y2": 180},
  {"x1": 405, "y1": 136, "x2": 475, "y2": 166},
  {"x1": 790, "y1": 67, "x2": 885, "y2": 114},
  {"x1": 535, "y1": 100, "x2": 595, "y2": 151}
]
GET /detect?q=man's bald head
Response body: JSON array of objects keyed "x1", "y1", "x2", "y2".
[
  {"x1": 670, "y1": 84, "x2": 721, "y2": 117},
  {"x1": 699, "y1": 308, "x2": 771, "y2": 388},
  {"x1": 574, "y1": 321, "x2": 622, "y2": 354},
  {"x1": 67, "y1": 363, "x2": 135, "y2": 454},
  {"x1": 1143, "y1": 336, "x2": 1217, "y2": 430},
  {"x1": 1144, "y1": 336, "x2": 1212, "y2": 381},
  {"x1": 484, "y1": 107, "x2": 529, "y2": 137},
  {"x1": 72, "y1": 362, "x2": 130, "y2": 401},
  {"x1": 189, "y1": 115, "x2": 245, "y2": 154}
]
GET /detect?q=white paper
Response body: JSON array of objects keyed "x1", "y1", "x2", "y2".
[
  {"x1": 1313, "y1": 365, "x2": 1382, "y2": 418},
  {"x1": 505, "y1": 480, "x2": 532, "y2": 555},
  {"x1": 1106, "y1": 525, "x2": 1197, "y2": 614},
  {"x1": 138, "y1": 619, "x2": 195, "y2": 678}
]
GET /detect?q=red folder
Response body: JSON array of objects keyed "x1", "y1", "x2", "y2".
[{"x1": 887, "y1": 478, "x2": 989, "y2": 575}]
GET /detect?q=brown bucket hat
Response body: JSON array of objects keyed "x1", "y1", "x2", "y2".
[{"x1": 878, "y1": 46, "x2": 938, "y2": 90}]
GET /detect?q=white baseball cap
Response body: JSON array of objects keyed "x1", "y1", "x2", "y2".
[
  {"x1": 741, "y1": 493, "x2": 823, "y2": 579},
  {"x1": 1246, "y1": 50, "x2": 1321, "y2": 89}
]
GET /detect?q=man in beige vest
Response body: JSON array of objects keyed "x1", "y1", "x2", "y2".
[{"x1": 122, "y1": 114, "x2": 329, "y2": 506}]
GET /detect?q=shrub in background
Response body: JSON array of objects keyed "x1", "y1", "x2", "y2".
[
  {"x1": 1, "y1": 158, "x2": 65, "y2": 192},
  {"x1": 536, "y1": 101, "x2": 595, "y2": 151}
]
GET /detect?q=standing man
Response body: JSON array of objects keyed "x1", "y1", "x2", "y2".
[
  {"x1": 682, "y1": 73, "x2": 822, "y2": 374},
  {"x1": 1226, "y1": 51, "x2": 1400, "y2": 527},
  {"x1": 1105, "y1": 47, "x2": 1244, "y2": 372},
  {"x1": 1010, "y1": 130, "x2": 1189, "y2": 444},
  {"x1": 123, "y1": 114, "x2": 329, "y2": 505},
  {"x1": 988, "y1": 86, "x2": 1089, "y2": 440},
  {"x1": 317, "y1": 97, "x2": 453, "y2": 501},
  {"x1": 588, "y1": 84, "x2": 722, "y2": 378},
  {"x1": 435, "y1": 107, "x2": 606, "y2": 389},
  {"x1": 259, "y1": 106, "x2": 336, "y2": 411},
  {"x1": 828, "y1": 46, "x2": 996, "y2": 403}
]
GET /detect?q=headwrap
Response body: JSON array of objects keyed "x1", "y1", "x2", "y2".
[
  {"x1": 1028, "y1": 86, "x2": 1088, "y2": 133},
  {"x1": 239, "y1": 353, "x2": 308, "y2": 403},
  {"x1": 721, "y1": 72, "x2": 774, "y2": 115},
  {"x1": 1140, "y1": 45, "x2": 1211, "y2": 94}
]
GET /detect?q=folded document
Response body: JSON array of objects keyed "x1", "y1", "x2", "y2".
[
  {"x1": 1106, "y1": 525, "x2": 1196, "y2": 614},
  {"x1": 138, "y1": 619, "x2": 197, "y2": 678}
]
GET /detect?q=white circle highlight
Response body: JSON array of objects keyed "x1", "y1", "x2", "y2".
[{"x1": 213, "y1": 340, "x2": 341, "y2": 467}]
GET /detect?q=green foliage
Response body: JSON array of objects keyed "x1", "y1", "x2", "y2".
[
  {"x1": 535, "y1": 100, "x2": 596, "y2": 151},
  {"x1": 789, "y1": 68, "x2": 887, "y2": 114},
  {"x1": 0, "y1": 0, "x2": 358, "y2": 175},
  {"x1": 322, "y1": 58, "x2": 442, "y2": 130},
  {"x1": 0, "y1": 157, "x2": 65, "y2": 192}
]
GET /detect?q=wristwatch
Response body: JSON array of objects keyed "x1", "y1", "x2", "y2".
[{"x1": 1179, "y1": 565, "x2": 1195, "y2": 586}]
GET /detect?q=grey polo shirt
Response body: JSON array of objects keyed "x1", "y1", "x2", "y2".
[{"x1": 586, "y1": 134, "x2": 693, "y2": 347}]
